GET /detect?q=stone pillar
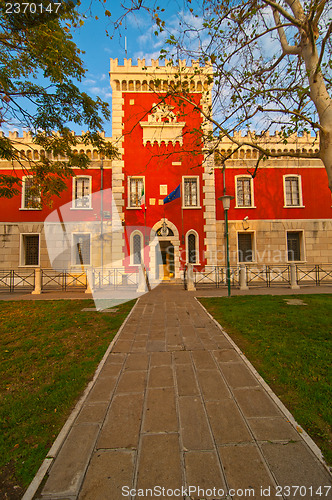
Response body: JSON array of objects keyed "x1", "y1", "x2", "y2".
[
  {"x1": 137, "y1": 266, "x2": 147, "y2": 293},
  {"x1": 85, "y1": 268, "x2": 93, "y2": 294},
  {"x1": 187, "y1": 263, "x2": 196, "y2": 291},
  {"x1": 239, "y1": 264, "x2": 249, "y2": 290},
  {"x1": 32, "y1": 268, "x2": 42, "y2": 295},
  {"x1": 290, "y1": 263, "x2": 300, "y2": 289}
]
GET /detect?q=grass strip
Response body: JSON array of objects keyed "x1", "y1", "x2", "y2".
[
  {"x1": 0, "y1": 298, "x2": 135, "y2": 495},
  {"x1": 199, "y1": 294, "x2": 332, "y2": 465}
]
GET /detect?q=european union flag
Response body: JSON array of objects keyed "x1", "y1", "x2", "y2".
[{"x1": 163, "y1": 184, "x2": 181, "y2": 204}]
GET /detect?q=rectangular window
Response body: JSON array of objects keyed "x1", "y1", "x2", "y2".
[
  {"x1": 21, "y1": 234, "x2": 40, "y2": 266},
  {"x1": 236, "y1": 177, "x2": 252, "y2": 207},
  {"x1": 238, "y1": 232, "x2": 253, "y2": 262},
  {"x1": 287, "y1": 232, "x2": 301, "y2": 261},
  {"x1": 184, "y1": 177, "x2": 198, "y2": 207},
  {"x1": 22, "y1": 177, "x2": 41, "y2": 209},
  {"x1": 73, "y1": 177, "x2": 91, "y2": 209},
  {"x1": 73, "y1": 234, "x2": 91, "y2": 265},
  {"x1": 284, "y1": 176, "x2": 301, "y2": 207},
  {"x1": 129, "y1": 177, "x2": 144, "y2": 207}
]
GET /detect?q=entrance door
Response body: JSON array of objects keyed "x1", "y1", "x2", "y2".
[{"x1": 159, "y1": 241, "x2": 174, "y2": 280}]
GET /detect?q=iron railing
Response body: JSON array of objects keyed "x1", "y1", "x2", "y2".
[
  {"x1": 0, "y1": 270, "x2": 35, "y2": 292},
  {"x1": 41, "y1": 270, "x2": 87, "y2": 291},
  {"x1": 1, "y1": 264, "x2": 331, "y2": 293},
  {"x1": 246, "y1": 265, "x2": 291, "y2": 287},
  {"x1": 189, "y1": 264, "x2": 332, "y2": 289},
  {"x1": 193, "y1": 266, "x2": 239, "y2": 288},
  {"x1": 42, "y1": 270, "x2": 87, "y2": 291},
  {"x1": 93, "y1": 268, "x2": 139, "y2": 289},
  {"x1": 296, "y1": 265, "x2": 332, "y2": 286}
]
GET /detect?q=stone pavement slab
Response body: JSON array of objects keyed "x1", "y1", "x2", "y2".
[{"x1": 34, "y1": 285, "x2": 331, "y2": 500}]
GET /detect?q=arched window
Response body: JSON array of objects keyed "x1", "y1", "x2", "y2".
[
  {"x1": 186, "y1": 231, "x2": 199, "y2": 264},
  {"x1": 132, "y1": 233, "x2": 142, "y2": 265}
]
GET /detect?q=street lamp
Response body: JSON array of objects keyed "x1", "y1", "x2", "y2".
[{"x1": 218, "y1": 194, "x2": 234, "y2": 297}]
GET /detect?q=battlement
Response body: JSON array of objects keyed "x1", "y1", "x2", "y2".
[
  {"x1": 110, "y1": 58, "x2": 211, "y2": 72},
  {"x1": 0, "y1": 130, "x2": 107, "y2": 142},
  {"x1": 110, "y1": 58, "x2": 213, "y2": 93},
  {"x1": 214, "y1": 131, "x2": 320, "y2": 163},
  {"x1": 0, "y1": 130, "x2": 112, "y2": 162},
  {"x1": 227, "y1": 130, "x2": 318, "y2": 143}
]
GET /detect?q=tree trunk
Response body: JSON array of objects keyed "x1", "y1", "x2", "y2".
[
  {"x1": 301, "y1": 34, "x2": 332, "y2": 192},
  {"x1": 320, "y1": 129, "x2": 332, "y2": 192}
]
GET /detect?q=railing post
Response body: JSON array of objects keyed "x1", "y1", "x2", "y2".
[
  {"x1": 239, "y1": 264, "x2": 248, "y2": 290},
  {"x1": 290, "y1": 263, "x2": 300, "y2": 289},
  {"x1": 10, "y1": 270, "x2": 14, "y2": 293},
  {"x1": 32, "y1": 268, "x2": 42, "y2": 295},
  {"x1": 187, "y1": 263, "x2": 196, "y2": 291}
]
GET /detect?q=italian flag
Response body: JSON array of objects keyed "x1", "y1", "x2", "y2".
[{"x1": 140, "y1": 185, "x2": 145, "y2": 211}]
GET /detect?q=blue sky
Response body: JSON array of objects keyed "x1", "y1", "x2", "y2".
[{"x1": 72, "y1": 1, "x2": 186, "y2": 136}]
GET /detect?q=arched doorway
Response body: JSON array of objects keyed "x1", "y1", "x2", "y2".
[{"x1": 151, "y1": 219, "x2": 180, "y2": 280}]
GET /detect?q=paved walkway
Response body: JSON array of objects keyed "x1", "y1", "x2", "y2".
[{"x1": 31, "y1": 285, "x2": 331, "y2": 500}]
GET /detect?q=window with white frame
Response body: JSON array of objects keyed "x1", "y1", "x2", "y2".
[
  {"x1": 131, "y1": 232, "x2": 142, "y2": 265},
  {"x1": 73, "y1": 234, "x2": 91, "y2": 266},
  {"x1": 21, "y1": 234, "x2": 40, "y2": 266},
  {"x1": 287, "y1": 231, "x2": 302, "y2": 261},
  {"x1": 129, "y1": 177, "x2": 144, "y2": 208},
  {"x1": 73, "y1": 176, "x2": 91, "y2": 209},
  {"x1": 236, "y1": 176, "x2": 254, "y2": 207},
  {"x1": 183, "y1": 177, "x2": 199, "y2": 207},
  {"x1": 238, "y1": 232, "x2": 254, "y2": 262},
  {"x1": 186, "y1": 231, "x2": 199, "y2": 263},
  {"x1": 284, "y1": 175, "x2": 302, "y2": 207},
  {"x1": 21, "y1": 176, "x2": 41, "y2": 209}
]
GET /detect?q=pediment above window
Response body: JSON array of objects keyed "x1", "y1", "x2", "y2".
[{"x1": 140, "y1": 103, "x2": 186, "y2": 146}]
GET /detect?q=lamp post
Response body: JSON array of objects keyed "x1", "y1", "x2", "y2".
[{"x1": 218, "y1": 194, "x2": 234, "y2": 297}]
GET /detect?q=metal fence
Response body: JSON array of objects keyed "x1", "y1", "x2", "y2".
[
  {"x1": 191, "y1": 264, "x2": 332, "y2": 289},
  {"x1": 193, "y1": 266, "x2": 240, "y2": 288},
  {"x1": 246, "y1": 265, "x2": 291, "y2": 287},
  {"x1": 0, "y1": 270, "x2": 35, "y2": 293},
  {"x1": 0, "y1": 268, "x2": 143, "y2": 293},
  {"x1": 1, "y1": 264, "x2": 331, "y2": 293},
  {"x1": 296, "y1": 265, "x2": 332, "y2": 286},
  {"x1": 92, "y1": 268, "x2": 139, "y2": 289},
  {"x1": 41, "y1": 270, "x2": 87, "y2": 291}
]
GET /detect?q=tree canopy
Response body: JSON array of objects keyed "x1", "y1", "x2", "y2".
[
  {"x1": 0, "y1": 0, "x2": 117, "y2": 203},
  {"x1": 115, "y1": 0, "x2": 332, "y2": 191}
]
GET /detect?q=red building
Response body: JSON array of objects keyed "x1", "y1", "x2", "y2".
[{"x1": 0, "y1": 59, "x2": 331, "y2": 282}]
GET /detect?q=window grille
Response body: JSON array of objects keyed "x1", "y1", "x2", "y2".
[
  {"x1": 188, "y1": 233, "x2": 197, "y2": 263},
  {"x1": 129, "y1": 178, "x2": 144, "y2": 207},
  {"x1": 73, "y1": 234, "x2": 91, "y2": 265},
  {"x1": 238, "y1": 233, "x2": 253, "y2": 262},
  {"x1": 236, "y1": 177, "x2": 252, "y2": 207},
  {"x1": 24, "y1": 235, "x2": 39, "y2": 266},
  {"x1": 287, "y1": 232, "x2": 301, "y2": 261},
  {"x1": 285, "y1": 177, "x2": 300, "y2": 206},
  {"x1": 74, "y1": 177, "x2": 91, "y2": 208},
  {"x1": 184, "y1": 178, "x2": 198, "y2": 206},
  {"x1": 133, "y1": 234, "x2": 142, "y2": 264}
]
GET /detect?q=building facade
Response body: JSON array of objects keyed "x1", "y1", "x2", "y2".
[{"x1": 0, "y1": 59, "x2": 331, "y2": 279}]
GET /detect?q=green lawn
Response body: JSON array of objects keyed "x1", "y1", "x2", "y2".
[
  {"x1": 0, "y1": 299, "x2": 135, "y2": 497},
  {"x1": 199, "y1": 294, "x2": 332, "y2": 465}
]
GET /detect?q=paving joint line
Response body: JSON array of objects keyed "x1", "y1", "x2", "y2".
[
  {"x1": 195, "y1": 296, "x2": 332, "y2": 477},
  {"x1": 188, "y1": 345, "x2": 231, "y2": 497},
  {"x1": 23, "y1": 298, "x2": 141, "y2": 500}
]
